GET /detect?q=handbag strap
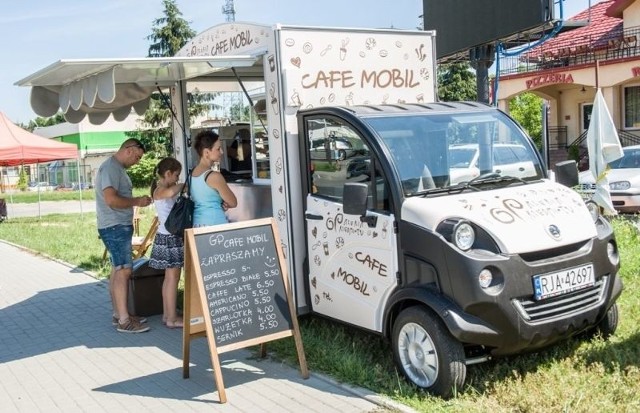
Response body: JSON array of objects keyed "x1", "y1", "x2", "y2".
[
  {"x1": 183, "y1": 168, "x2": 213, "y2": 197},
  {"x1": 181, "y1": 168, "x2": 192, "y2": 197}
]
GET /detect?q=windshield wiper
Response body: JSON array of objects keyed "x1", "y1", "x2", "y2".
[
  {"x1": 406, "y1": 173, "x2": 528, "y2": 197},
  {"x1": 420, "y1": 173, "x2": 527, "y2": 195},
  {"x1": 459, "y1": 173, "x2": 527, "y2": 189}
]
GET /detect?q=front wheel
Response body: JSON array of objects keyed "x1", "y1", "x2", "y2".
[
  {"x1": 596, "y1": 303, "x2": 619, "y2": 339},
  {"x1": 392, "y1": 306, "x2": 466, "y2": 398}
]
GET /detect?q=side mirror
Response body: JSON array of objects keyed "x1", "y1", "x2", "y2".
[
  {"x1": 555, "y1": 160, "x2": 579, "y2": 187},
  {"x1": 343, "y1": 182, "x2": 377, "y2": 227}
]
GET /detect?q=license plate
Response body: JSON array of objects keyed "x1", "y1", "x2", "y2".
[{"x1": 533, "y1": 264, "x2": 594, "y2": 301}]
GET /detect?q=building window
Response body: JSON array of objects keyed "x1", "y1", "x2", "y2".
[{"x1": 624, "y1": 85, "x2": 640, "y2": 129}]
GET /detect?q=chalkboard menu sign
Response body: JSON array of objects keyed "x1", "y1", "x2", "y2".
[
  {"x1": 193, "y1": 222, "x2": 292, "y2": 346},
  {"x1": 182, "y1": 218, "x2": 308, "y2": 403}
]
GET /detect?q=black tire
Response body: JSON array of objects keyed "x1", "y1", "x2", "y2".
[
  {"x1": 596, "y1": 303, "x2": 619, "y2": 339},
  {"x1": 392, "y1": 306, "x2": 466, "y2": 398},
  {"x1": 337, "y1": 149, "x2": 347, "y2": 160}
]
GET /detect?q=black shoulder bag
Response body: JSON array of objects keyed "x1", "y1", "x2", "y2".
[{"x1": 165, "y1": 169, "x2": 195, "y2": 237}]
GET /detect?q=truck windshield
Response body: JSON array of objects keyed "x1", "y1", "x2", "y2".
[{"x1": 363, "y1": 110, "x2": 545, "y2": 196}]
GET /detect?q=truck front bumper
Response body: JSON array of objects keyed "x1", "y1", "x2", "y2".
[
  {"x1": 404, "y1": 219, "x2": 623, "y2": 356},
  {"x1": 441, "y1": 233, "x2": 622, "y2": 356}
]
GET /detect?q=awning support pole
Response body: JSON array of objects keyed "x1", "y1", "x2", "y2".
[
  {"x1": 158, "y1": 84, "x2": 192, "y2": 172},
  {"x1": 231, "y1": 67, "x2": 267, "y2": 134}
]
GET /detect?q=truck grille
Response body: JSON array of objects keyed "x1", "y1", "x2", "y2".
[
  {"x1": 519, "y1": 240, "x2": 589, "y2": 262},
  {"x1": 512, "y1": 276, "x2": 607, "y2": 322}
]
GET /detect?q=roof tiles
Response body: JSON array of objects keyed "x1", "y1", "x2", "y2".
[{"x1": 526, "y1": 1, "x2": 622, "y2": 58}]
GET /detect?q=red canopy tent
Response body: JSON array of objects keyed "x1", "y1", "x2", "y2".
[
  {"x1": 0, "y1": 111, "x2": 81, "y2": 218},
  {"x1": 0, "y1": 111, "x2": 77, "y2": 166}
]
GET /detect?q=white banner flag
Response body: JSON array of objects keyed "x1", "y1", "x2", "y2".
[{"x1": 587, "y1": 89, "x2": 624, "y2": 215}]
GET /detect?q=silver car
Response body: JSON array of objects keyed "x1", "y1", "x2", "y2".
[
  {"x1": 309, "y1": 136, "x2": 356, "y2": 160},
  {"x1": 578, "y1": 144, "x2": 640, "y2": 213},
  {"x1": 449, "y1": 143, "x2": 537, "y2": 184}
]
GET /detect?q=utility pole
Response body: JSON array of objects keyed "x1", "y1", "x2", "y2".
[
  {"x1": 221, "y1": 0, "x2": 240, "y2": 121},
  {"x1": 469, "y1": 44, "x2": 495, "y2": 105},
  {"x1": 222, "y1": 0, "x2": 235, "y2": 22}
]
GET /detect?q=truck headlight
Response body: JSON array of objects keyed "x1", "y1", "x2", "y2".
[
  {"x1": 453, "y1": 221, "x2": 475, "y2": 251},
  {"x1": 585, "y1": 201, "x2": 600, "y2": 223},
  {"x1": 609, "y1": 181, "x2": 630, "y2": 190}
]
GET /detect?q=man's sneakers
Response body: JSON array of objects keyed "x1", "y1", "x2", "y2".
[
  {"x1": 112, "y1": 315, "x2": 147, "y2": 326},
  {"x1": 116, "y1": 317, "x2": 150, "y2": 333}
]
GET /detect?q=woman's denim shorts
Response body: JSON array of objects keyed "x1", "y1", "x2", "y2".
[{"x1": 98, "y1": 224, "x2": 134, "y2": 270}]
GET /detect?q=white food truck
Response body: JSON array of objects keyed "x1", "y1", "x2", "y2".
[{"x1": 18, "y1": 22, "x2": 622, "y2": 398}]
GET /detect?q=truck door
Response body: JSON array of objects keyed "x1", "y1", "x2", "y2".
[{"x1": 301, "y1": 115, "x2": 398, "y2": 332}]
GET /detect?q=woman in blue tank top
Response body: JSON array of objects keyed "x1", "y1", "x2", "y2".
[{"x1": 191, "y1": 130, "x2": 238, "y2": 227}]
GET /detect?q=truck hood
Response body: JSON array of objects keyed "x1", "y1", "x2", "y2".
[{"x1": 401, "y1": 180, "x2": 596, "y2": 254}]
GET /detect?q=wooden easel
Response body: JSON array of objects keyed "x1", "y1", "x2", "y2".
[{"x1": 182, "y1": 218, "x2": 308, "y2": 403}]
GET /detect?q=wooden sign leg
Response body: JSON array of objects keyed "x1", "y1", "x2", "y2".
[
  {"x1": 292, "y1": 328, "x2": 309, "y2": 379},
  {"x1": 209, "y1": 351, "x2": 227, "y2": 403},
  {"x1": 182, "y1": 254, "x2": 193, "y2": 378}
]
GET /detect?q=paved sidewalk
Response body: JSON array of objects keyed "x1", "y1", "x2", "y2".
[{"x1": 0, "y1": 241, "x2": 406, "y2": 413}]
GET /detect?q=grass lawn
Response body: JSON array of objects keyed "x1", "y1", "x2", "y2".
[{"x1": 0, "y1": 211, "x2": 638, "y2": 412}]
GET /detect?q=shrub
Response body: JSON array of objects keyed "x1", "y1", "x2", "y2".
[
  {"x1": 127, "y1": 154, "x2": 158, "y2": 188},
  {"x1": 17, "y1": 166, "x2": 28, "y2": 191}
]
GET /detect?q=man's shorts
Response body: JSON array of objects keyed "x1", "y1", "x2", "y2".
[{"x1": 98, "y1": 224, "x2": 134, "y2": 270}]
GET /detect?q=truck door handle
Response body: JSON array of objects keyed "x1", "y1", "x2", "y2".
[{"x1": 305, "y1": 213, "x2": 323, "y2": 220}]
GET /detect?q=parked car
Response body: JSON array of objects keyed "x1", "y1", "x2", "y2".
[
  {"x1": 27, "y1": 181, "x2": 57, "y2": 191},
  {"x1": 309, "y1": 136, "x2": 356, "y2": 160},
  {"x1": 578, "y1": 144, "x2": 640, "y2": 213},
  {"x1": 449, "y1": 143, "x2": 538, "y2": 184}
]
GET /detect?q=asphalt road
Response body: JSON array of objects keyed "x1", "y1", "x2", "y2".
[{"x1": 2, "y1": 200, "x2": 96, "y2": 218}]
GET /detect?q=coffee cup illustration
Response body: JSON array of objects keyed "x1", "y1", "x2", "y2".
[
  {"x1": 290, "y1": 90, "x2": 302, "y2": 107},
  {"x1": 345, "y1": 92, "x2": 354, "y2": 106},
  {"x1": 340, "y1": 38, "x2": 350, "y2": 61},
  {"x1": 268, "y1": 54, "x2": 275, "y2": 72},
  {"x1": 270, "y1": 83, "x2": 279, "y2": 114}
]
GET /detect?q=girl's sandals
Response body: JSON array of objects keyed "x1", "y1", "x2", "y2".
[
  {"x1": 165, "y1": 318, "x2": 184, "y2": 329},
  {"x1": 162, "y1": 310, "x2": 183, "y2": 326}
]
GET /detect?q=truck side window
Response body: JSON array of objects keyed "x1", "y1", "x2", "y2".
[{"x1": 306, "y1": 117, "x2": 373, "y2": 205}]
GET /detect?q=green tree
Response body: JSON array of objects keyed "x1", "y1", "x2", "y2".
[
  {"x1": 509, "y1": 92, "x2": 543, "y2": 148},
  {"x1": 147, "y1": 0, "x2": 196, "y2": 58},
  {"x1": 138, "y1": 0, "x2": 211, "y2": 160},
  {"x1": 229, "y1": 102, "x2": 251, "y2": 123},
  {"x1": 437, "y1": 62, "x2": 477, "y2": 102},
  {"x1": 23, "y1": 113, "x2": 66, "y2": 132}
]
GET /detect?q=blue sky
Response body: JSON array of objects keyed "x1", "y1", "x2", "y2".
[{"x1": 1, "y1": 0, "x2": 595, "y2": 124}]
